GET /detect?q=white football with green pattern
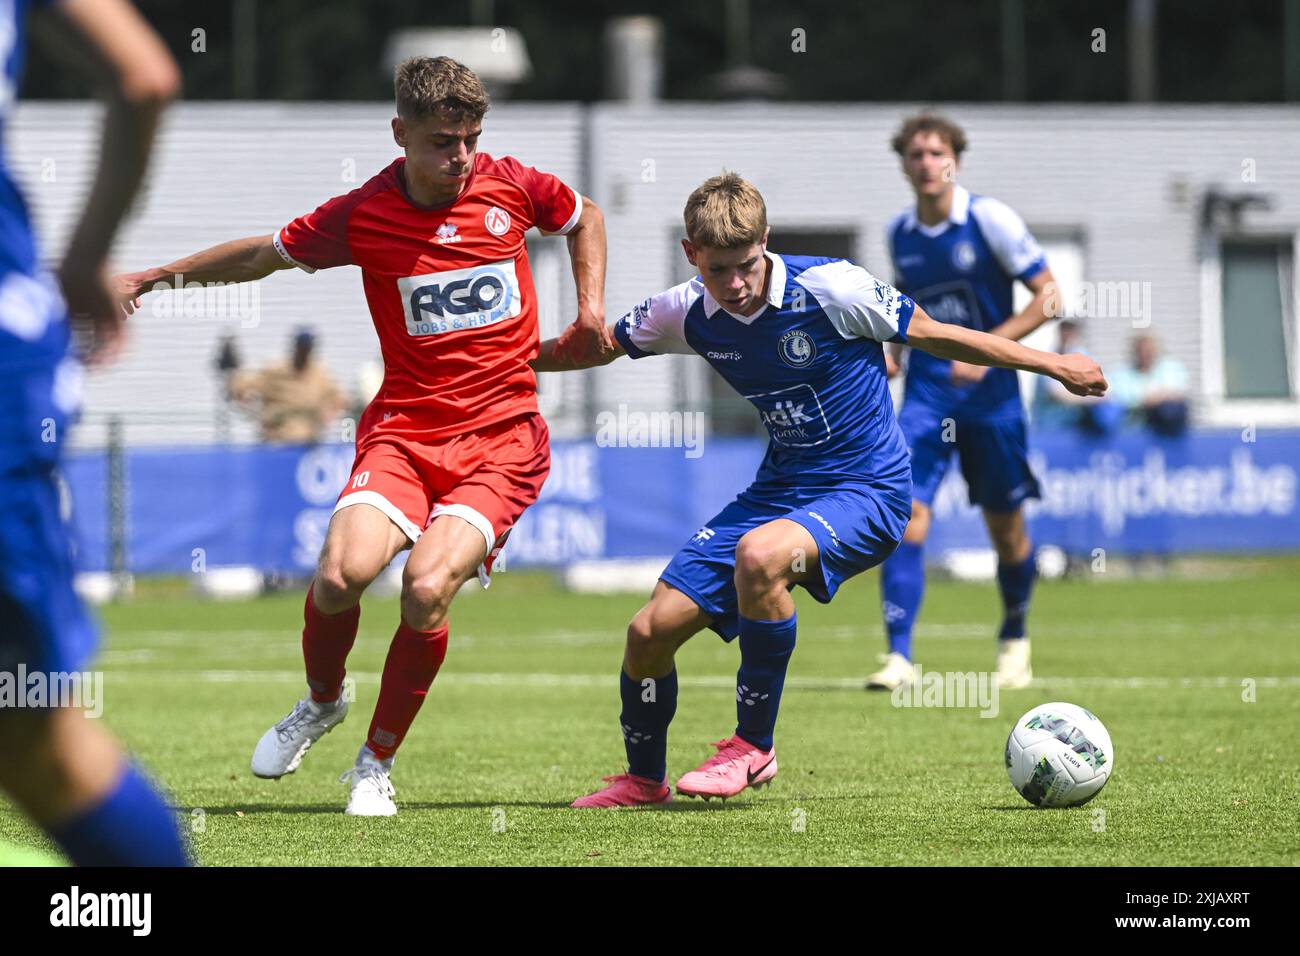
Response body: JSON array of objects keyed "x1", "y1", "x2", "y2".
[{"x1": 1005, "y1": 702, "x2": 1113, "y2": 807}]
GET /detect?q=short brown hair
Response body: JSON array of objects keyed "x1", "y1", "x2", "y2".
[
  {"x1": 891, "y1": 112, "x2": 968, "y2": 158},
  {"x1": 683, "y1": 172, "x2": 768, "y2": 249},
  {"x1": 395, "y1": 56, "x2": 490, "y2": 124}
]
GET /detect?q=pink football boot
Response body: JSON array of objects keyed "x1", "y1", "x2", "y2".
[
  {"x1": 675, "y1": 735, "x2": 778, "y2": 800},
  {"x1": 571, "y1": 773, "x2": 672, "y2": 808}
]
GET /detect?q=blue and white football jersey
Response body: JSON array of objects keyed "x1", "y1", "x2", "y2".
[
  {"x1": 613, "y1": 252, "x2": 914, "y2": 491},
  {"x1": 888, "y1": 184, "x2": 1047, "y2": 419}
]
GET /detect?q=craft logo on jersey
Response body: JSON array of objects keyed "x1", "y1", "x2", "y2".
[
  {"x1": 743, "y1": 383, "x2": 831, "y2": 448},
  {"x1": 435, "y1": 221, "x2": 460, "y2": 244},
  {"x1": 778, "y1": 329, "x2": 817, "y2": 368},
  {"x1": 951, "y1": 240, "x2": 977, "y2": 272},
  {"x1": 398, "y1": 259, "x2": 522, "y2": 337},
  {"x1": 484, "y1": 206, "x2": 512, "y2": 236}
]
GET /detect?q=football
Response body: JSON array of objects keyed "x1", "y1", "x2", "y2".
[{"x1": 1005, "y1": 702, "x2": 1113, "y2": 808}]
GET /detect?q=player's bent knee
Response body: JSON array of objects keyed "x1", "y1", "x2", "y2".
[
  {"x1": 401, "y1": 566, "x2": 457, "y2": 621},
  {"x1": 733, "y1": 532, "x2": 786, "y2": 591},
  {"x1": 625, "y1": 611, "x2": 675, "y2": 668},
  {"x1": 314, "y1": 557, "x2": 376, "y2": 606},
  {"x1": 903, "y1": 502, "x2": 932, "y2": 544}
]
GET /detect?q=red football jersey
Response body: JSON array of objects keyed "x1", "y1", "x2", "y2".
[{"x1": 274, "y1": 152, "x2": 581, "y2": 443}]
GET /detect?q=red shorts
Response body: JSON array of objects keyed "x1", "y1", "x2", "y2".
[{"x1": 333, "y1": 413, "x2": 550, "y2": 572}]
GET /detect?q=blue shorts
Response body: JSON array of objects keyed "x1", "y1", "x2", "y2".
[
  {"x1": 0, "y1": 468, "x2": 97, "y2": 676},
  {"x1": 661, "y1": 477, "x2": 911, "y2": 641},
  {"x1": 899, "y1": 401, "x2": 1040, "y2": 513}
]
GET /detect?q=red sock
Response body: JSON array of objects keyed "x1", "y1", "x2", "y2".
[
  {"x1": 365, "y1": 621, "x2": 449, "y2": 760},
  {"x1": 302, "y1": 583, "x2": 360, "y2": 703}
]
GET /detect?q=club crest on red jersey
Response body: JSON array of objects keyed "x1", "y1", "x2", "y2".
[{"x1": 484, "y1": 206, "x2": 511, "y2": 236}]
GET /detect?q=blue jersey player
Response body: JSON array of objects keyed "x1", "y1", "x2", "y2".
[
  {"x1": 866, "y1": 114, "x2": 1060, "y2": 693},
  {"x1": 534, "y1": 173, "x2": 1104, "y2": 806},
  {"x1": 0, "y1": 0, "x2": 187, "y2": 865}
]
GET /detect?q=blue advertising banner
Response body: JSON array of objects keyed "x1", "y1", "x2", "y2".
[{"x1": 64, "y1": 430, "x2": 1300, "y2": 573}]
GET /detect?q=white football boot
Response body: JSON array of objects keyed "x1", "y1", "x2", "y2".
[
  {"x1": 865, "y1": 651, "x2": 917, "y2": 691},
  {"x1": 340, "y1": 746, "x2": 397, "y2": 817},
  {"x1": 995, "y1": 638, "x2": 1033, "y2": 690},
  {"x1": 251, "y1": 694, "x2": 348, "y2": 779}
]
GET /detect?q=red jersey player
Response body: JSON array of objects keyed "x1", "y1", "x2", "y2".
[{"x1": 116, "y1": 57, "x2": 610, "y2": 815}]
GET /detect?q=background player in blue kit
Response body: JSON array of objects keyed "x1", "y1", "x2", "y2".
[
  {"x1": 534, "y1": 173, "x2": 1105, "y2": 806},
  {"x1": 866, "y1": 113, "x2": 1061, "y2": 693},
  {"x1": 0, "y1": 0, "x2": 187, "y2": 865}
]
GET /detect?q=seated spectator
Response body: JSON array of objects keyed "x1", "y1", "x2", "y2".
[
  {"x1": 1033, "y1": 320, "x2": 1122, "y2": 434},
  {"x1": 1111, "y1": 334, "x2": 1190, "y2": 436},
  {"x1": 229, "y1": 328, "x2": 343, "y2": 444}
]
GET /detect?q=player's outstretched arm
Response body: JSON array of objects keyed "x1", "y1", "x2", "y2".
[
  {"x1": 533, "y1": 324, "x2": 625, "y2": 372},
  {"x1": 907, "y1": 307, "x2": 1107, "y2": 397},
  {"x1": 115, "y1": 235, "x2": 295, "y2": 314},
  {"x1": 34, "y1": 0, "x2": 180, "y2": 362},
  {"x1": 552, "y1": 197, "x2": 613, "y2": 364},
  {"x1": 948, "y1": 267, "x2": 1059, "y2": 386}
]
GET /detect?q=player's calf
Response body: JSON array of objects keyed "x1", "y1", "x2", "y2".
[{"x1": 726, "y1": 520, "x2": 808, "y2": 787}]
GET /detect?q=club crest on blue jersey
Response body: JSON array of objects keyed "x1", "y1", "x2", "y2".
[
  {"x1": 778, "y1": 329, "x2": 816, "y2": 368},
  {"x1": 951, "y1": 240, "x2": 977, "y2": 272}
]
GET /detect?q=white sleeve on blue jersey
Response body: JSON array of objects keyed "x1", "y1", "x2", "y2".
[
  {"x1": 793, "y1": 259, "x2": 915, "y2": 343},
  {"x1": 612, "y1": 279, "x2": 699, "y2": 358},
  {"x1": 968, "y1": 196, "x2": 1048, "y2": 281}
]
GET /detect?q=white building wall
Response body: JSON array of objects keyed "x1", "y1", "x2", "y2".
[{"x1": 10, "y1": 101, "x2": 1299, "y2": 445}]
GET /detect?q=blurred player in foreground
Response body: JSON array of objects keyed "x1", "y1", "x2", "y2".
[
  {"x1": 533, "y1": 173, "x2": 1105, "y2": 806},
  {"x1": 117, "y1": 57, "x2": 609, "y2": 816},
  {"x1": 0, "y1": 0, "x2": 188, "y2": 864},
  {"x1": 868, "y1": 114, "x2": 1059, "y2": 692}
]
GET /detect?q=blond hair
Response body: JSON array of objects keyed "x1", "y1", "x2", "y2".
[
  {"x1": 394, "y1": 56, "x2": 490, "y2": 124},
  {"x1": 683, "y1": 172, "x2": 768, "y2": 249}
]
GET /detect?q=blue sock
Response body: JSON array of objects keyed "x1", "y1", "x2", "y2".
[
  {"x1": 997, "y1": 553, "x2": 1038, "y2": 639},
  {"x1": 619, "y1": 668, "x2": 677, "y2": 782},
  {"x1": 735, "y1": 613, "x2": 797, "y2": 752},
  {"x1": 880, "y1": 541, "x2": 925, "y2": 660},
  {"x1": 48, "y1": 764, "x2": 190, "y2": 867}
]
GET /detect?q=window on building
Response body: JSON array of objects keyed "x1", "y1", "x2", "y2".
[{"x1": 1220, "y1": 238, "x2": 1295, "y2": 400}]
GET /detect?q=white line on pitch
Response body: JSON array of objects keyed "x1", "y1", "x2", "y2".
[{"x1": 101, "y1": 670, "x2": 1300, "y2": 691}]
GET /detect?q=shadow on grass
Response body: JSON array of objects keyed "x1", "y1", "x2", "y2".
[
  {"x1": 201, "y1": 800, "x2": 571, "y2": 814},
  {"x1": 200, "y1": 797, "x2": 775, "y2": 815}
]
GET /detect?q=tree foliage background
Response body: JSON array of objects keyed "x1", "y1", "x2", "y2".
[{"x1": 23, "y1": 0, "x2": 1290, "y2": 102}]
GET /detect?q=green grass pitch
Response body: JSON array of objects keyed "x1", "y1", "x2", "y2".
[{"x1": 3, "y1": 558, "x2": 1298, "y2": 866}]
